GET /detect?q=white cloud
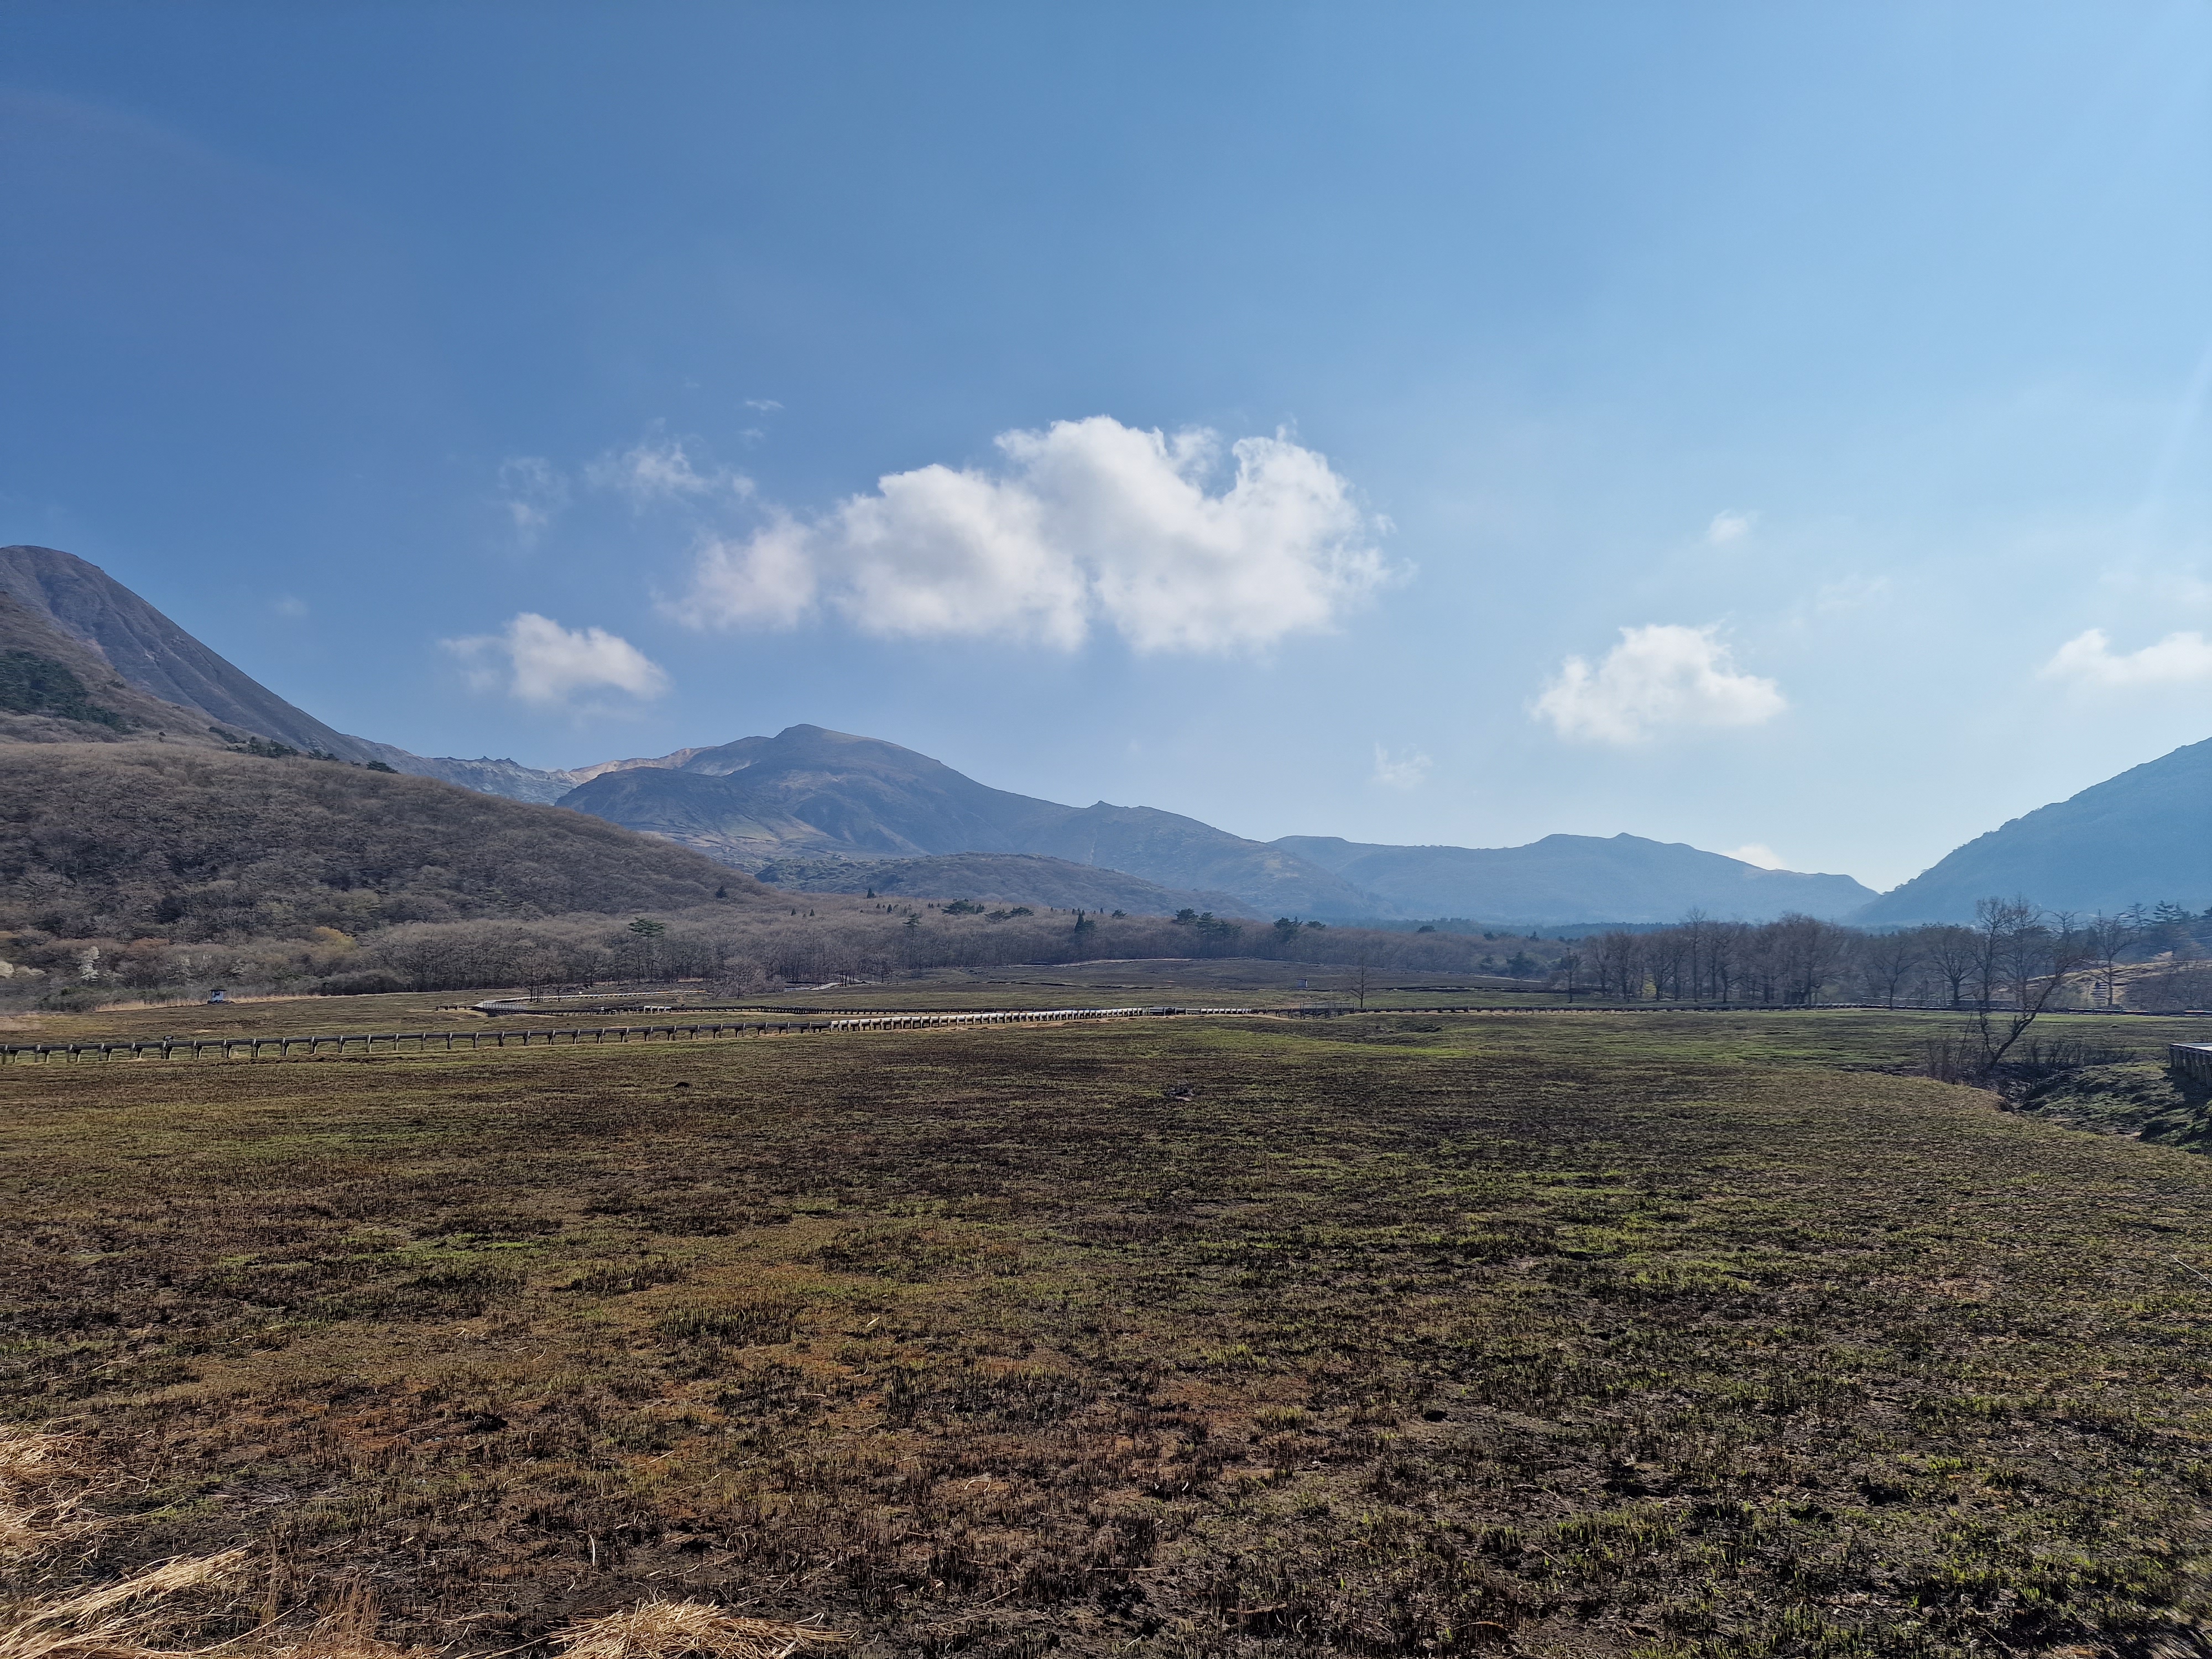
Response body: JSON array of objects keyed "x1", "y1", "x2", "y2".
[
  {"x1": 1721, "y1": 842, "x2": 1786, "y2": 869},
  {"x1": 272, "y1": 594, "x2": 308, "y2": 620},
  {"x1": 2041, "y1": 627, "x2": 2212, "y2": 688},
  {"x1": 744, "y1": 399, "x2": 782, "y2": 413},
  {"x1": 1371, "y1": 744, "x2": 1432, "y2": 789},
  {"x1": 443, "y1": 612, "x2": 670, "y2": 710},
  {"x1": 674, "y1": 415, "x2": 1391, "y2": 654},
  {"x1": 1535, "y1": 623, "x2": 1786, "y2": 744},
  {"x1": 1707, "y1": 509, "x2": 1757, "y2": 546},
  {"x1": 498, "y1": 456, "x2": 569, "y2": 542},
  {"x1": 587, "y1": 432, "x2": 753, "y2": 507}
]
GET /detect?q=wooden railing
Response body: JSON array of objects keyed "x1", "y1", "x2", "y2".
[
  {"x1": 2169, "y1": 1043, "x2": 2212, "y2": 1085},
  {"x1": 0, "y1": 1005, "x2": 1266, "y2": 1065}
]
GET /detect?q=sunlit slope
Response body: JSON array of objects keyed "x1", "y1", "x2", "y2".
[
  {"x1": 1859, "y1": 737, "x2": 2212, "y2": 923},
  {"x1": 0, "y1": 743, "x2": 756, "y2": 939}
]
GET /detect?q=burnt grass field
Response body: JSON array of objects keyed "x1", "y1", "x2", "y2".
[{"x1": 6, "y1": 1010, "x2": 2212, "y2": 1658}]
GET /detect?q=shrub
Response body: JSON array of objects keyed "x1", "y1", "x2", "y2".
[{"x1": 316, "y1": 969, "x2": 411, "y2": 996}]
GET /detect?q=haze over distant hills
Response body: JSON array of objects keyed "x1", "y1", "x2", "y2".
[
  {"x1": 1857, "y1": 738, "x2": 2212, "y2": 924},
  {"x1": 12, "y1": 541, "x2": 2198, "y2": 928},
  {"x1": 1280, "y1": 833, "x2": 1879, "y2": 926},
  {"x1": 557, "y1": 726, "x2": 1381, "y2": 917},
  {"x1": 556, "y1": 724, "x2": 1879, "y2": 923}
]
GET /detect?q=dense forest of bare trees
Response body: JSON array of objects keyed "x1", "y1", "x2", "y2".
[
  {"x1": 1571, "y1": 900, "x2": 2212, "y2": 1017},
  {"x1": 13, "y1": 888, "x2": 2212, "y2": 1012},
  {"x1": 17, "y1": 890, "x2": 2206, "y2": 1016},
  {"x1": 0, "y1": 895, "x2": 1580, "y2": 1006}
]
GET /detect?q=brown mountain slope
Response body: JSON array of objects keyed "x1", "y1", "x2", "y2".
[
  {"x1": 0, "y1": 744, "x2": 760, "y2": 941},
  {"x1": 0, "y1": 546, "x2": 584, "y2": 800},
  {"x1": 0, "y1": 544, "x2": 384, "y2": 759},
  {"x1": 0, "y1": 589, "x2": 229, "y2": 747}
]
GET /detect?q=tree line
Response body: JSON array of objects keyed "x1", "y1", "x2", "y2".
[
  {"x1": 1567, "y1": 901, "x2": 2210, "y2": 1011},
  {"x1": 1567, "y1": 899, "x2": 2212, "y2": 1075}
]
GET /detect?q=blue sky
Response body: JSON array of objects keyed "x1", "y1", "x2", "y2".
[{"x1": 4, "y1": 3, "x2": 2208, "y2": 890}]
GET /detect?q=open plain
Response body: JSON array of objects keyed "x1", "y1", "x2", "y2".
[{"x1": 7, "y1": 1005, "x2": 2212, "y2": 1658}]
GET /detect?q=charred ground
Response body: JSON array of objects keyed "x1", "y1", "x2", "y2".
[{"x1": 6, "y1": 1010, "x2": 2212, "y2": 1658}]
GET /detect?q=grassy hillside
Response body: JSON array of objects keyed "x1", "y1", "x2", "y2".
[
  {"x1": 5, "y1": 1010, "x2": 2212, "y2": 1655},
  {"x1": 2019, "y1": 1060, "x2": 2212, "y2": 1150},
  {"x1": 0, "y1": 544, "x2": 387, "y2": 760},
  {"x1": 0, "y1": 743, "x2": 754, "y2": 941},
  {"x1": 752, "y1": 850, "x2": 1258, "y2": 916}
]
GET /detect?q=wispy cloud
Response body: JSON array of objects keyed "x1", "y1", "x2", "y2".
[
  {"x1": 1812, "y1": 573, "x2": 1892, "y2": 614},
  {"x1": 1371, "y1": 744, "x2": 1431, "y2": 789},
  {"x1": 1535, "y1": 623, "x2": 1786, "y2": 744},
  {"x1": 272, "y1": 594, "x2": 308, "y2": 620},
  {"x1": 673, "y1": 415, "x2": 1393, "y2": 654},
  {"x1": 498, "y1": 456, "x2": 570, "y2": 543},
  {"x1": 2042, "y1": 627, "x2": 2212, "y2": 688},
  {"x1": 1706, "y1": 509, "x2": 1757, "y2": 546},
  {"x1": 744, "y1": 399, "x2": 782, "y2": 413},
  {"x1": 443, "y1": 612, "x2": 670, "y2": 711},
  {"x1": 586, "y1": 431, "x2": 753, "y2": 507}
]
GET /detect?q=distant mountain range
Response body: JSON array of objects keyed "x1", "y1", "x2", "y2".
[
  {"x1": 14, "y1": 540, "x2": 2194, "y2": 927},
  {"x1": 555, "y1": 727, "x2": 1382, "y2": 915},
  {"x1": 551, "y1": 724, "x2": 1877, "y2": 923}
]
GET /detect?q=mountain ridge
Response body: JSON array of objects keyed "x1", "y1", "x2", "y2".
[
  {"x1": 1276, "y1": 832, "x2": 1876, "y2": 924},
  {"x1": 0, "y1": 542, "x2": 1910, "y2": 927},
  {"x1": 0, "y1": 545, "x2": 583, "y2": 797},
  {"x1": 554, "y1": 726, "x2": 1385, "y2": 917},
  {"x1": 555, "y1": 724, "x2": 1881, "y2": 924},
  {"x1": 1855, "y1": 738, "x2": 2212, "y2": 924}
]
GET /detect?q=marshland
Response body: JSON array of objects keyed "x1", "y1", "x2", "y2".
[{"x1": 8, "y1": 1000, "x2": 2212, "y2": 1658}]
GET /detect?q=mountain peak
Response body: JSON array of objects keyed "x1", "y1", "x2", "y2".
[{"x1": 0, "y1": 544, "x2": 381, "y2": 761}]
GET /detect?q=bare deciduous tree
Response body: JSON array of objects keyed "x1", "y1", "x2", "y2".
[
  {"x1": 2082, "y1": 912, "x2": 2136, "y2": 1009},
  {"x1": 1855, "y1": 928, "x2": 1923, "y2": 1009},
  {"x1": 1349, "y1": 956, "x2": 1374, "y2": 1011},
  {"x1": 1966, "y1": 896, "x2": 2094, "y2": 1073},
  {"x1": 1921, "y1": 925, "x2": 1978, "y2": 1010}
]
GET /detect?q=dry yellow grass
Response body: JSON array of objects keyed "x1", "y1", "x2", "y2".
[
  {"x1": 551, "y1": 1604, "x2": 848, "y2": 1659},
  {"x1": 2, "y1": 1434, "x2": 837, "y2": 1659},
  {"x1": 0, "y1": 1430, "x2": 100, "y2": 1563},
  {"x1": 0, "y1": 1467, "x2": 420, "y2": 1659},
  {"x1": 0, "y1": 1551, "x2": 248, "y2": 1659}
]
